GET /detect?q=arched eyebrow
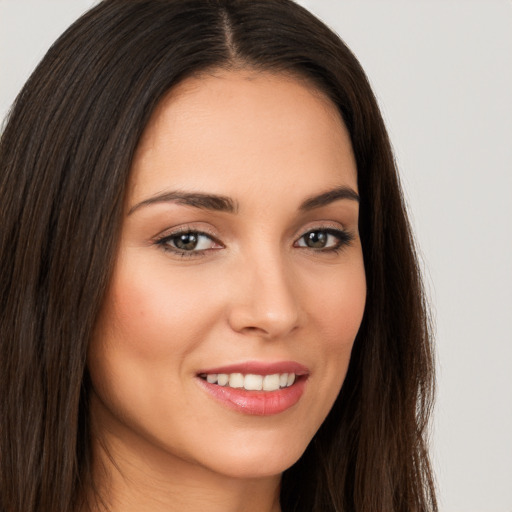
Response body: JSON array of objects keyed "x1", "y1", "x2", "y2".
[
  {"x1": 128, "y1": 185, "x2": 359, "y2": 216},
  {"x1": 299, "y1": 186, "x2": 360, "y2": 211},
  {"x1": 128, "y1": 191, "x2": 238, "y2": 215}
]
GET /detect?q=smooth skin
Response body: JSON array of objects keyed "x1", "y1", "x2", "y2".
[{"x1": 87, "y1": 69, "x2": 366, "y2": 512}]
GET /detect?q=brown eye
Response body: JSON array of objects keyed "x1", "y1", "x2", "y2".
[
  {"x1": 304, "y1": 231, "x2": 328, "y2": 248},
  {"x1": 295, "y1": 228, "x2": 353, "y2": 251},
  {"x1": 157, "y1": 230, "x2": 220, "y2": 255},
  {"x1": 173, "y1": 233, "x2": 200, "y2": 251}
]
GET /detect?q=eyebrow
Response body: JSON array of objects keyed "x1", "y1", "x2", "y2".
[
  {"x1": 299, "y1": 186, "x2": 360, "y2": 211},
  {"x1": 128, "y1": 185, "x2": 359, "y2": 216},
  {"x1": 128, "y1": 191, "x2": 238, "y2": 215}
]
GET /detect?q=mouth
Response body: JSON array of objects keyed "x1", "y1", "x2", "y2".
[
  {"x1": 196, "y1": 362, "x2": 309, "y2": 416},
  {"x1": 198, "y1": 372, "x2": 297, "y2": 391}
]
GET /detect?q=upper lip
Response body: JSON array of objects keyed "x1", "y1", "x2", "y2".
[{"x1": 197, "y1": 360, "x2": 309, "y2": 376}]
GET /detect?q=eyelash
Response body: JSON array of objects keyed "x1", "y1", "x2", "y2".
[
  {"x1": 154, "y1": 227, "x2": 354, "y2": 258},
  {"x1": 293, "y1": 227, "x2": 354, "y2": 254},
  {"x1": 155, "y1": 229, "x2": 222, "y2": 257}
]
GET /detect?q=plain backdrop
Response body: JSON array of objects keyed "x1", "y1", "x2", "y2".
[{"x1": 1, "y1": 1, "x2": 511, "y2": 511}]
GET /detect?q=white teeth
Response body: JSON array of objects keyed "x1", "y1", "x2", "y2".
[
  {"x1": 217, "y1": 373, "x2": 229, "y2": 386},
  {"x1": 228, "y1": 373, "x2": 244, "y2": 388},
  {"x1": 203, "y1": 372, "x2": 298, "y2": 391},
  {"x1": 262, "y1": 374, "x2": 280, "y2": 391},
  {"x1": 244, "y1": 374, "x2": 263, "y2": 391}
]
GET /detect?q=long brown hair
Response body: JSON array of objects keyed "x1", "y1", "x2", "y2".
[{"x1": 0, "y1": 1, "x2": 437, "y2": 510}]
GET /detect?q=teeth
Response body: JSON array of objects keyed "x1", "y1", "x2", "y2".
[
  {"x1": 202, "y1": 372, "x2": 298, "y2": 391},
  {"x1": 244, "y1": 374, "x2": 263, "y2": 390},
  {"x1": 217, "y1": 373, "x2": 229, "y2": 386},
  {"x1": 262, "y1": 374, "x2": 280, "y2": 391},
  {"x1": 228, "y1": 373, "x2": 244, "y2": 388}
]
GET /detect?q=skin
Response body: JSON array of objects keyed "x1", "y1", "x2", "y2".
[{"x1": 87, "y1": 69, "x2": 366, "y2": 512}]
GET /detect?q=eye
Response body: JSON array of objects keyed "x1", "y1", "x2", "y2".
[
  {"x1": 156, "y1": 230, "x2": 221, "y2": 255},
  {"x1": 295, "y1": 228, "x2": 353, "y2": 251}
]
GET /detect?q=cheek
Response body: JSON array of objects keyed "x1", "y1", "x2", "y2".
[
  {"x1": 307, "y1": 258, "x2": 366, "y2": 345},
  {"x1": 96, "y1": 252, "x2": 217, "y2": 361},
  {"x1": 86, "y1": 254, "x2": 215, "y2": 440},
  {"x1": 295, "y1": 255, "x2": 366, "y2": 422},
  {"x1": 328, "y1": 267, "x2": 366, "y2": 374}
]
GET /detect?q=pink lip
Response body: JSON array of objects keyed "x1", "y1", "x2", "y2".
[
  {"x1": 197, "y1": 360, "x2": 309, "y2": 376},
  {"x1": 195, "y1": 360, "x2": 309, "y2": 416}
]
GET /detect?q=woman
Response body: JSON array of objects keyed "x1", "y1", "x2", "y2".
[{"x1": 0, "y1": 1, "x2": 437, "y2": 511}]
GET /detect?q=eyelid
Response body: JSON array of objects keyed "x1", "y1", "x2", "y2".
[
  {"x1": 294, "y1": 221, "x2": 348, "y2": 239},
  {"x1": 152, "y1": 223, "x2": 220, "y2": 242},
  {"x1": 293, "y1": 224, "x2": 355, "y2": 251},
  {"x1": 153, "y1": 225, "x2": 224, "y2": 257},
  {"x1": 152, "y1": 222, "x2": 354, "y2": 258}
]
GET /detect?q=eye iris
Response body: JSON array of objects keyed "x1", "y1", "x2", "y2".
[
  {"x1": 305, "y1": 231, "x2": 328, "y2": 248},
  {"x1": 174, "y1": 233, "x2": 198, "y2": 250}
]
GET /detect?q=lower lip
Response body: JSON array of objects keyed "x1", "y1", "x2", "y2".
[{"x1": 197, "y1": 377, "x2": 307, "y2": 416}]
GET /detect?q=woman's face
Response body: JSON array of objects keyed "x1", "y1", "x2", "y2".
[{"x1": 88, "y1": 70, "x2": 366, "y2": 479}]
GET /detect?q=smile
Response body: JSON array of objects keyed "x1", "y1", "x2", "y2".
[
  {"x1": 199, "y1": 372, "x2": 296, "y2": 391},
  {"x1": 196, "y1": 362, "x2": 309, "y2": 415}
]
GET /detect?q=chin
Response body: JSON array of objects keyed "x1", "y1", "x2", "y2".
[
  {"x1": 187, "y1": 431, "x2": 312, "y2": 480},
  {"x1": 204, "y1": 451, "x2": 304, "y2": 480}
]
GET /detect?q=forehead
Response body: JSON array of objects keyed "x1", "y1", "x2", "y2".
[{"x1": 129, "y1": 69, "x2": 357, "y2": 205}]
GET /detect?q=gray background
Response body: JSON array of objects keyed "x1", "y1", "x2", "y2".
[{"x1": 1, "y1": 1, "x2": 511, "y2": 510}]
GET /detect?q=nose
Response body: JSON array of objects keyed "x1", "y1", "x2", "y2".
[{"x1": 227, "y1": 251, "x2": 301, "y2": 340}]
